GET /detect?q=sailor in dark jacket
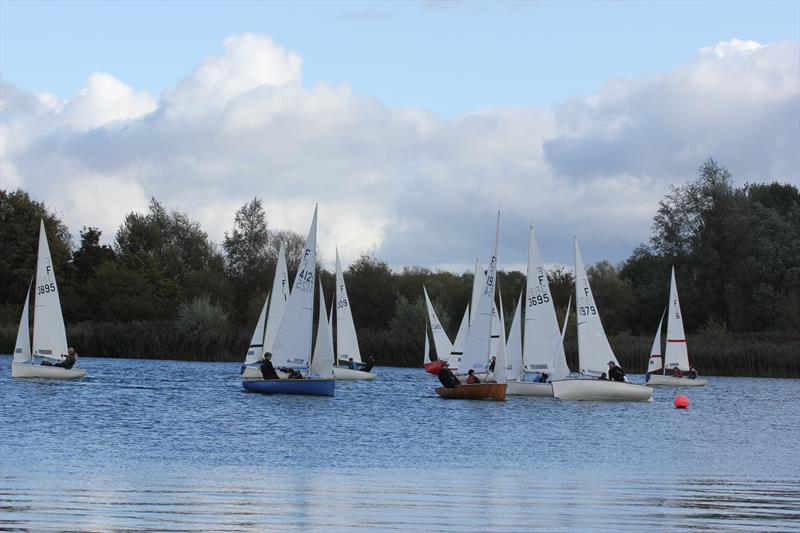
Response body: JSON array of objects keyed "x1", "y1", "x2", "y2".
[
  {"x1": 436, "y1": 361, "x2": 460, "y2": 388},
  {"x1": 260, "y1": 352, "x2": 280, "y2": 380},
  {"x1": 607, "y1": 361, "x2": 625, "y2": 382}
]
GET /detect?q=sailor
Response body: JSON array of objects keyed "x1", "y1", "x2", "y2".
[
  {"x1": 362, "y1": 356, "x2": 376, "y2": 373},
  {"x1": 436, "y1": 361, "x2": 460, "y2": 389},
  {"x1": 687, "y1": 367, "x2": 698, "y2": 379},
  {"x1": 260, "y1": 352, "x2": 280, "y2": 380},
  {"x1": 54, "y1": 347, "x2": 78, "y2": 369},
  {"x1": 673, "y1": 367, "x2": 685, "y2": 378},
  {"x1": 607, "y1": 361, "x2": 625, "y2": 382},
  {"x1": 466, "y1": 369, "x2": 481, "y2": 384}
]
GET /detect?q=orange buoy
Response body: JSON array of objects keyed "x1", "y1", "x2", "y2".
[{"x1": 674, "y1": 394, "x2": 689, "y2": 409}]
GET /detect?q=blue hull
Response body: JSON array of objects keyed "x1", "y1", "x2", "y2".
[{"x1": 242, "y1": 378, "x2": 335, "y2": 397}]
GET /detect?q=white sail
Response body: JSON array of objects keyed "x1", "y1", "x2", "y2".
[
  {"x1": 243, "y1": 294, "x2": 269, "y2": 365},
  {"x1": 449, "y1": 306, "x2": 469, "y2": 369},
  {"x1": 505, "y1": 292, "x2": 523, "y2": 381},
  {"x1": 458, "y1": 214, "x2": 500, "y2": 375},
  {"x1": 423, "y1": 286, "x2": 453, "y2": 362},
  {"x1": 335, "y1": 248, "x2": 362, "y2": 363},
  {"x1": 311, "y1": 281, "x2": 334, "y2": 378},
  {"x1": 264, "y1": 242, "x2": 290, "y2": 353},
  {"x1": 32, "y1": 220, "x2": 68, "y2": 361},
  {"x1": 665, "y1": 267, "x2": 690, "y2": 371},
  {"x1": 648, "y1": 311, "x2": 665, "y2": 373},
  {"x1": 524, "y1": 226, "x2": 570, "y2": 380},
  {"x1": 271, "y1": 207, "x2": 317, "y2": 369},
  {"x1": 13, "y1": 281, "x2": 32, "y2": 363},
  {"x1": 493, "y1": 285, "x2": 508, "y2": 384},
  {"x1": 423, "y1": 330, "x2": 431, "y2": 365},
  {"x1": 574, "y1": 237, "x2": 619, "y2": 377}
]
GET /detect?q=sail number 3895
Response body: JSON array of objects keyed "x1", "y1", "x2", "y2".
[{"x1": 37, "y1": 283, "x2": 56, "y2": 295}]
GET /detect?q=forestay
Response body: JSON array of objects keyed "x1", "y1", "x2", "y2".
[
  {"x1": 32, "y1": 220, "x2": 68, "y2": 361},
  {"x1": 335, "y1": 248, "x2": 362, "y2": 363},
  {"x1": 264, "y1": 242, "x2": 290, "y2": 353},
  {"x1": 271, "y1": 207, "x2": 317, "y2": 369},
  {"x1": 14, "y1": 281, "x2": 32, "y2": 363},
  {"x1": 665, "y1": 267, "x2": 690, "y2": 371},
  {"x1": 524, "y1": 226, "x2": 570, "y2": 380},
  {"x1": 574, "y1": 237, "x2": 619, "y2": 377},
  {"x1": 423, "y1": 286, "x2": 453, "y2": 363}
]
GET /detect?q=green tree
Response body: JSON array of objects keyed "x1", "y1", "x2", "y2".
[{"x1": 223, "y1": 198, "x2": 270, "y2": 279}]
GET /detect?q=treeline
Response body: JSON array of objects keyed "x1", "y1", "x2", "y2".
[{"x1": 1, "y1": 159, "x2": 798, "y2": 376}]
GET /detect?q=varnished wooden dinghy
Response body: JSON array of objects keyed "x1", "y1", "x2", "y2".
[{"x1": 435, "y1": 383, "x2": 506, "y2": 401}]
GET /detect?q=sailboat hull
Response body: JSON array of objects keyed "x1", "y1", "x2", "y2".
[
  {"x1": 12, "y1": 362, "x2": 86, "y2": 379},
  {"x1": 435, "y1": 383, "x2": 506, "y2": 401},
  {"x1": 506, "y1": 380, "x2": 553, "y2": 396},
  {"x1": 551, "y1": 379, "x2": 653, "y2": 402},
  {"x1": 242, "y1": 378, "x2": 335, "y2": 396},
  {"x1": 333, "y1": 366, "x2": 376, "y2": 380},
  {"x1": 647, "y1": 374, "x2": 707, "y2": 387}
]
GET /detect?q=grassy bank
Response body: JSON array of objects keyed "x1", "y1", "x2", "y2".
[{"x1": 2, "y1": 321, "x2": 797, "y2": 378}]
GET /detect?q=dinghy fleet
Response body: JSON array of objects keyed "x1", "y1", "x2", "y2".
[{"x1": 10, "y1": 209, "x2": 707, "y2": 403}]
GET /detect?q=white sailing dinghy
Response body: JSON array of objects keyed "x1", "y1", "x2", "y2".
[
  {"x1": 551, "y1": 238, "x2": 652, "y2": 401},
  {"x1": 457, "y1": 260, "x2": 502, "y2": 382},
  {"x1": 241, "y1": 242, "x2": 290, "y2": 379},
  {"x1": 647, "y1": 268, "x2": 707, "y2": 387},
  {"x1": 508, "y1": 226, "x2": 571, "y2": 396},
  {"x1": 242, "y1": 206, "x2": 335, "y2": 396},
  {"x1": 333, "y1": 249, "x2": 376, "y2": 380},
  {"x1": 12, "y1": 220, "x2": 85, "y2": 379}
]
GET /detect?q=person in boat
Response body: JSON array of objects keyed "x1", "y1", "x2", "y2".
[
  {"x1": 54, "y1": 347, "x2": 78, "y2": 369},
  {"x1": 532, "y1": 372, "x2": 543, "y2": 382},
  {"x1": 347, "y1": 357, "x2": 357, "y2": 370},
  {"x1": 436, "y1": 361, "x2": 460, "y2": 389},
  {"x1": 466, "y1": 369, "x2": 481, "y2": 384},
  {"x1": 488, "y1": 356, "x2": 496, "y2": 372},
  {"x1": 607, "y1": 361, "x2": 625, "y2": 382},
  {"x1": 260, "y1": 352, "x2": 280, "y2": 380},
  {"x1": 673, "y1": 367, "x2": 685, "y2": 378},
  {"x1": 361, "y1": 356, "x2": 375, "y2": 373},
  {"x1": 687, "y1": 367, "x2": 698, "y2": 379}
]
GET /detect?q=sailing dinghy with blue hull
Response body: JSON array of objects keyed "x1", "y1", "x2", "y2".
[
  {"x1": 242, "y1": 378, "x2": 335, "y2": 396},
  {"x1": 241, "y1": 206, "x2": 335, "y2": 397}
]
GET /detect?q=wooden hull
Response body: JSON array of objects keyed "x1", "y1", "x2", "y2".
[
  {"x1": 242, "y1": 378, "x2": 335, "y2": 396},
  {"x1": 551, "y1": 379, "x2": 653, "y2": 402},
  {"x1": 647, "y1": 374, "x2": 707, "y2": 387},
  {"x1": 435, "y1": 383, "x2": 506, "y2": 401},
  {"x1": 12, "y1": 362, "x2": 86, "y2": 380},
  {"x1": 333, "y1": 366, "x2": 376, "y2": 380},
  {"x1": 506, "y1": 380, "x2": 553, "y2": 397}
]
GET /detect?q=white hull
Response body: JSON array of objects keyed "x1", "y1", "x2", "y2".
[
  {"x1": 647, "y1": 374, "x2": 707, "y2": 387},
  {"x1": 332, "y1": 366, "x2": 376, "y2": 380},
  {"x1": 12, "y1": 362, "x2": 86, "y2": 379},
  {"x1": 506, "y1": 380, "x2": 553, "y2": 396},
  {"x1": 551, "y1": 379, "x2": 653, "y2": 402}
]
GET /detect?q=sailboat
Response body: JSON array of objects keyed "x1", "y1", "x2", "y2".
[
  {"x1": 435, "y1": 213, "x2": 506, "y2": 401},
  {"x1": 646, "y1": 268, "x2": 707, "y2": 387},
  {"x1": 550, "y1": 238, "x2": 652, "y2": 401},
  {"x1": 332, "y1": 249, "x2": 376, "y2": 380},
  {"x1": 455, "y1": 259, "x2": 502, "y2": 383},
  {"x1": 507, "y1": 226, "x2": 571, "y2": 396},
  {"x1": 240, "y1": 242, "x2": 290, "y2": 379},
  {"x1": 12, "y1": 220, "x2": 86, "y2": 379},
  {"x1": 242, "y1": 206, "x2": 335, "y2": 396}
]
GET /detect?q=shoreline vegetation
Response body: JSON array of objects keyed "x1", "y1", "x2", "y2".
[
  {"x1": 2, "y1": 324, "x2": 797, "y2": 378},
  {"x1": 2, "y1": 159, "x2": 798, "y2": 379}
]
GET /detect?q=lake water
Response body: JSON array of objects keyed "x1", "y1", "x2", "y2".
[{"x1": 1, "y1": 356, "x2": 798, "y2": 532}]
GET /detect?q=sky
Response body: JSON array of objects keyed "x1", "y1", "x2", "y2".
[{"x1": 1, "y1": 0, "x2": 798, "y2": 272}]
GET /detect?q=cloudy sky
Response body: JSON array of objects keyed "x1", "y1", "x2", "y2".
[{"x1": 1, "y1": 1, "x2": 798, "y2": 272}]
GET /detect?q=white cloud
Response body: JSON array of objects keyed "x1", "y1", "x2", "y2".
[{"x1": 1, "y1": 35, "x2": 797, "y2": 270}]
